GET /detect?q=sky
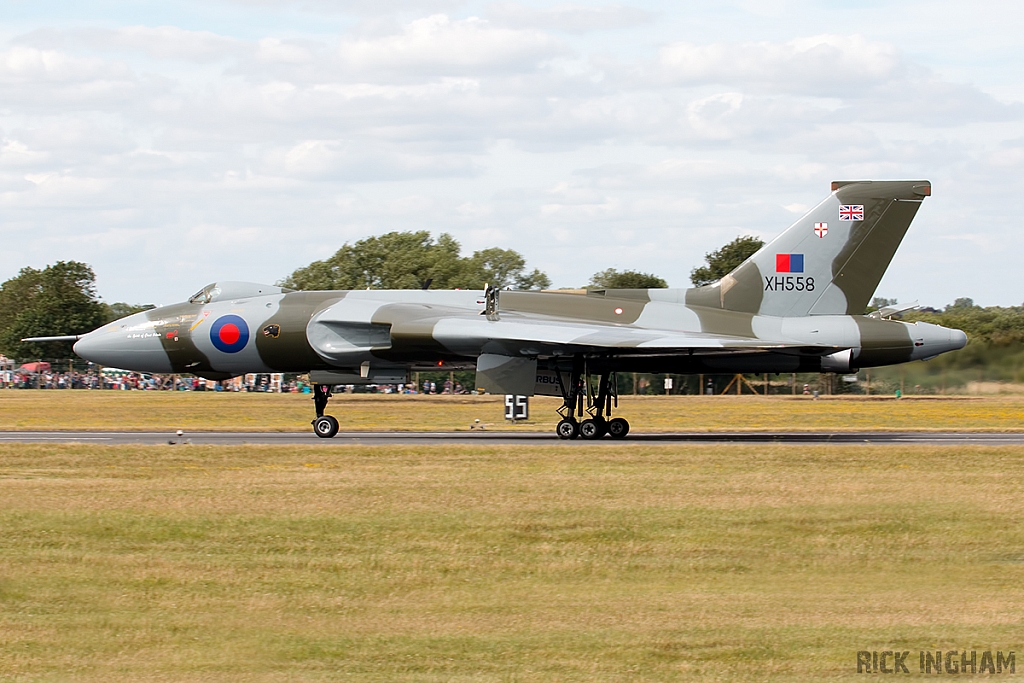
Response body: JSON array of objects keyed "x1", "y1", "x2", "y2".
[{"x1": 1, "y1": 0, "x2": 1022, "y2": 308}]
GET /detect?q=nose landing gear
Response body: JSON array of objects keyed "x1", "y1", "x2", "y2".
[
  {"x1": 554, "y1": 360, "x2": 629, "y2": 440},
  {"x1": 311, "y1": 383, "x2": 339, "y2": 438}
]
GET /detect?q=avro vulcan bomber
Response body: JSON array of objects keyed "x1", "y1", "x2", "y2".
[{"x1": 37, "y1": 181, "x2": 967, "y2": 439}]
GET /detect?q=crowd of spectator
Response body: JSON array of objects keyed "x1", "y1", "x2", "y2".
[
  {"x1": 0, "y1": 370, "x2": 295, "y2": 392},
  {"x1": 0, "y1": 369, "x2": 472, "y2": 394},
  {"x1": 357, "y1": 379, "x2": 469, "y2": 394},
  {"x1": 2, "y1": 369, "x2": 108, "y2": 390}
]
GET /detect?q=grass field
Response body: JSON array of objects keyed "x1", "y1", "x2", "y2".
[
  {"x1": 2, "y1": 390, "x2": 1024, "y2": 432},
  {"x1": 2, "y1": 442, "x2": 1023, "y2": 681}
]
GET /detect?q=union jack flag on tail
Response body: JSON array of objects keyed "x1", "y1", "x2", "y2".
[{"x1": 839, "y1": 205, "x2": 864, "y2": 221}]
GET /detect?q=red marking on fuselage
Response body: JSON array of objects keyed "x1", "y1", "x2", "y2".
[{"x1": 219, "y1": 324, "x2": 240, "y2": 345}]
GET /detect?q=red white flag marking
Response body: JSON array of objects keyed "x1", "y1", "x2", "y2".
[{"x1": 839, "y1": 205, "x2": 864, "y2": 221}]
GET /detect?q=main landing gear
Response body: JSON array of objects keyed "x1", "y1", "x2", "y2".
[
  {"x1": 311, "y1": 383, "x2": 339, "y2": 438},
  {"x1": 554, "y1": 360, "x2": 629, "y2": 440}
]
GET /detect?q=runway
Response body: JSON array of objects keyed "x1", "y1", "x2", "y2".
[{"x1": 2, "y1": 430, "x2": 1024, "y2": 445}]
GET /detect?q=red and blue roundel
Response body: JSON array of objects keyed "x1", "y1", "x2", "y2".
[{"x1": 210, "y1": 315, "x2": 249, "y2": 353}]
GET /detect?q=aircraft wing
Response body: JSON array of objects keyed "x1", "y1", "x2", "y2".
[{"x1": 427, "y1": 312, "x2": 836, "y2": 358}]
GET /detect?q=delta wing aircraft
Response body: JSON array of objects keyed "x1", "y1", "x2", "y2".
[{"x1": 32, "y1": 180, "x2": 967, "y2": 439}]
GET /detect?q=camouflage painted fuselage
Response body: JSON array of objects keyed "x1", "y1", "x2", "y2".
[
  {"x1": 73, "y1": 284, "x2": 965, "y2": 382},
  {"x1": 73, "y1": 180, "x2": 968, "y2": 385}
]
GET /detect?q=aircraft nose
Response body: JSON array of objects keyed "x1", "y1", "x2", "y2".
[
  {"x1": 73, "y1": 327, "x2": 173, "y2": 372},
  {"x1": 73, "y1": 331, "x2": 121, "y2": 367}
]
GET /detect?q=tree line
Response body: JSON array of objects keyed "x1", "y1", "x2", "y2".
[
  {"x1": 0, "y1": 262, "x2": 153, "y2": 360},
  {"x1": 282, "y1": 232, "x2": 552, "y2": 291},
  {"x1": 282, "y1": 230, "x2": 678, "y2": 291}
]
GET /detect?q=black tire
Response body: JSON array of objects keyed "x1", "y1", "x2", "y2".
[
  {"x1": 579, "y1": 418, "x2": 603, "y2": 440},
  {"x1": 607, "y1": 417, "x2": 630, "y2": 439},
  {"x1": 313, "y1": 415, "x2": 339, "y2": 438},
  {"x1": 556, "y1": 419, "x2": 579, "y2": 440},
  {"x1": 602, "y1": 419, "x2": 626, "y2": 440}
]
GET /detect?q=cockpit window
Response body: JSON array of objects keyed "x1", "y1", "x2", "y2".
[
  {"x1": 188, "y1": 284, "x2": 220, "y2": 305},
  {"x1": 188, "y1": 282, "x2": 283, "y2": 305}
]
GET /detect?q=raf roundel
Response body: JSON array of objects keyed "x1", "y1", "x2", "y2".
[{"x1": 210, "y1": 315, "x2": 250, "y2": 353}]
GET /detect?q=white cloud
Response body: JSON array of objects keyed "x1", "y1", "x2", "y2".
[
  {"x1": 656, "y1": 34, "x2": 903, "y2": 94},
  {"x1": 1, "y1": 138, "x2": 48, "y2": 167},
  {"x1": 221, "y1": 0, "x2": 466, "y2": 14},
  {"x1": 1, "y1": 6, "x2": 1023, "y2": 306},
  {"x1": 487, "y1": 3, "x2": 651, "y2": 33},
  {"x1": 632, "y1": 34, "x2": 1022, "y2": 126},
  {"x1": 0, "y1": 46, "x2": 140, "y2": 112},
  {"x1": 255, "y1": 37, "x2": 316, "y2": 65},
  {"x1": 12, "y1": 26, "x2": 247, "y2": 66},
  {"x1": 0, "y1": 45, "x2": 133, "y2": 85},
  {"x1": 81, "y1": 26, "x2": 242, "y2": 63},
  {"x1": 264, "y1": 138, "x2": 479, "y2": 180},
  {"x1": 336, "y1": 14, "x2": 567, "y2": 77}
]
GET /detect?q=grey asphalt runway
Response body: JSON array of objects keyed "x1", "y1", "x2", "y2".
[{"x1": 2, "y1": 431, "x2": 1024, "y2": 445}]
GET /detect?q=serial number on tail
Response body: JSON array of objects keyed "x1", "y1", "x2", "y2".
[{"x1": 764, "y1": 275, "x2": 815, "y2": 292}]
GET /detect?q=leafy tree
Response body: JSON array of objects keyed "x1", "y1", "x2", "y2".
[
  {"x1": 0, "y1": 261, "x2": 109, "y2": 360},
  {"x1": 462, "y1": 247, "x2": 551, "y2": 290},
  {"x1": 690, "y1": 235, "x2": 765, "y2": 287},
  {"x1": 281, "y1": 231, "x2": 550, "y2": 291},
  {"x1": 281, "y1": 231, "x2": 458, "y2": 290},
  {"x1": 889, "y1": 300, "x2": 1024, "y2": 385},
  {"x1": 904, "y1": 300, "x2": 1024, "y2": 347},
  {"x1": 587, "y1": 268, "x2": 668, "y2": 289}
]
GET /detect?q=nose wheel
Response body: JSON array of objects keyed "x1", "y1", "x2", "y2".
[
  {"x1": 553, "y1": 360, "x2": 630, "y2": 440},
  {"x1": 311, "y1": 383, "x2": 339, "y2": 438},
  {"x1": 313, "y1": 415, "x2": 339, "y2": 438}
]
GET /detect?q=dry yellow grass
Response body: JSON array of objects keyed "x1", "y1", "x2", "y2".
[
  {"x1": 2, "y1": 390, "x2": 1024, "y2": 432},
  {"x1": 1, "y1": 442, "x2": 1023, "y2": 681}
]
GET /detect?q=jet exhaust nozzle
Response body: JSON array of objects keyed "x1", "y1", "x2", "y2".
[{"x1": 821, "y1": 348, "x2": 854, "y2": 372}]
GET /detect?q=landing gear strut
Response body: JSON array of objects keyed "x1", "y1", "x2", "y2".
[
  {"x1": 553, "y1": 358, "x2": 629, "y2": 440},
  {"x1": 311, "y1": 383, "x2": 339, "y2": 438}
]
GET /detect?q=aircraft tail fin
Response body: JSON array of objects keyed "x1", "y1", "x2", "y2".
[{"x1": 685, "y1": 180, "x2": 931, "y2": 316}]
